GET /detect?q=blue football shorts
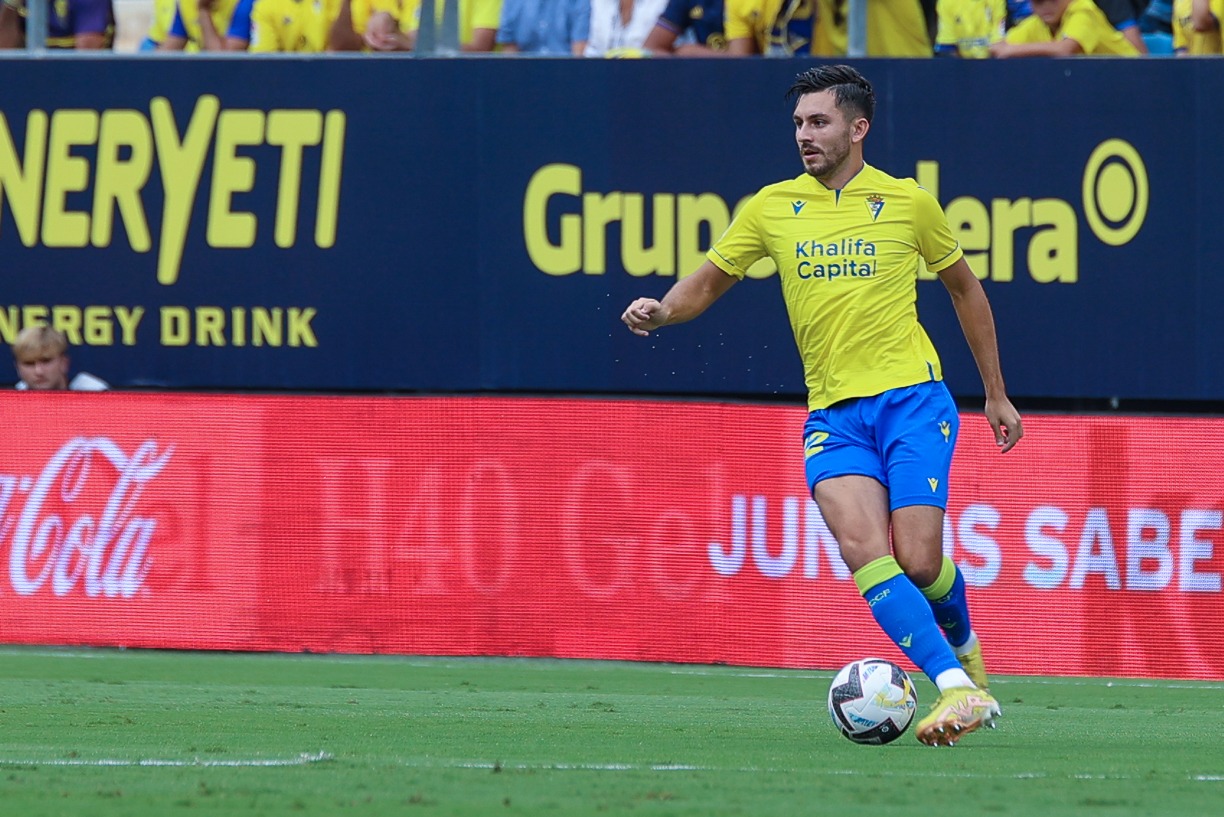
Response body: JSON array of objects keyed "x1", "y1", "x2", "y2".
[{"x1": 801, "y1": 381, "x2": 959, "y2": 511}]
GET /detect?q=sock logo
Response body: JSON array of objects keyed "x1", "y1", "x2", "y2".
[{"x1": 866, "y1": 588, "x2": 890, "y2": 607}]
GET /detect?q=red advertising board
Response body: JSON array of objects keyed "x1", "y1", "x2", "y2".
[{"x1": 1, "y1": 393, "x2": 1221, "y2": 680}]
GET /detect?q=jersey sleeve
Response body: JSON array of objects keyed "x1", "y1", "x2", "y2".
[
  {"x1": 1059, "y1": 5, "x2": 1102, "y2": 51},
  {"x1": 722, "y1": 0, "x2": 754, "y2": 41},
  {"x1": 657, "y1": 0, "x2": 690, "y2": 32},
  {"x1": 913, "y1": 185, "x2": 962, "y2": 273},
  {"x1": 706, "y1": 191, "x2": 768, "y2": 280},
  {"x1": 470, "y1": 0, "x2": 501, "y2": 30},
  {"x1": 169, "y1": 7, "x2": 188, "y2": 37},
  {"x1": 227, "y1": 0, "x2": 255, "y2": 40},
  {"x1": 495, "y1": 0, "x2": 521, "y2": 43},
  {"x1": 570, "y1": 0, "x2": 589, "y2": 41},
  {"x1": 73, "y1": 0, "x2": 113, "y2": 34}
]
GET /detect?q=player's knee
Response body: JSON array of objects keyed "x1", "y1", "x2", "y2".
[{"x1": 894, "y1": 550, "x2": 942, "y2": 588}]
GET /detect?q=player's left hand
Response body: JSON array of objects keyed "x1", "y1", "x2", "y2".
[{"x1": 984, "y1": 396, "x2": 1023, "y2": 453}]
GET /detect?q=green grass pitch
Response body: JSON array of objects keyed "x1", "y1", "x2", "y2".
[{"x1": 1, "y1": 647, "x2": 1221, "y2": 816}]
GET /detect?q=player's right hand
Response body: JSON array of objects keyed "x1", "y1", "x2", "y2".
[{"x1": 622, "y1": 298, "x2": 667, "y2": 337}]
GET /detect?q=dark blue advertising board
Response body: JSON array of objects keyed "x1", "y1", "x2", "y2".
[{"x1": 1, "y1": 56, "x2": 1219, "y2": 403}]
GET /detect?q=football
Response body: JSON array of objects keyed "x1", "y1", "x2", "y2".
[{"x1": 827, "y1": 658, "x2": 918, "y2": 745}]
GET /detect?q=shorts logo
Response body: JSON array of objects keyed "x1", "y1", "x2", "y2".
[
  {"x1": 792, "y1": 200, "x2": 806, "y2": 215},
  {"x1": 939, "y1": 421, "x2": 951, "y2": 442},
  {"x1": 928, "y1": 477, "x2": 939, "y2": 492},
  {"x1": 804, "y1": 430, "x2": 829, "y2": 458}
]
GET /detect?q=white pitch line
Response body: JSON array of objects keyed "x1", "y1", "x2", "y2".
[
  {"x1": 0, "y1": 752, "x2": 333, "y2": 768},
  {"x1": 390, "y1": 758, "x2": 1224, "y2": 782}
]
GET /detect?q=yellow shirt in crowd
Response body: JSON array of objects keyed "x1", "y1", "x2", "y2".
[
  {"x1": 398, "y1": 0, "x2": 501, "y2": 45},
  {"x1": 1172, "y1": 0, "x2": 1224, "y2": 54},
  {"x1": 250, "y1": 0, "x2": 340, "y2": 52},
  {"x1": 724, "y1": 0, "x2": 930, "y2": 57},
  {"x1": 175, "y1": 0, "x2": 251, "y2": 49},
  {"x1": 935, "y1": 0, "x2": 1007, "y2": 58},
  {"x1": 1005, "y1": 0, "x2": 1140, "y2": 54}
]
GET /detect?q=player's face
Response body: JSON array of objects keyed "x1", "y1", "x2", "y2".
[
  {"x1": 1030, "y1": 0, "x2": 1070, "y2": 25},
  {"x1": 793, "y1": 91, "x2": 860, "y2": 181},
  {"x1": 16, "y1": 352, "x2": 70, "y2": 390}
]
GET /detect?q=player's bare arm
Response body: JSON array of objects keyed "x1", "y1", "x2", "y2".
[
  {"x1": 936, "y1": 257, "x2": 1024, "y2": 453},
  {"x1": 990, "y1": 38, "x2": 1083, "y2": 58},
  {"x1": 622, "y1": 261, "x2": 737, "y2": 337}
]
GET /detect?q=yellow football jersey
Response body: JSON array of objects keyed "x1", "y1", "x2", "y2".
[
  {"x1": 146, "y1": 0, "x2": 180, "y2": 46},
  {"x1": 724, "y1": 0, "x2": 929, "y2": 56},
  {"x1": 351, "y1": 0, "x2": 405, "y2": 32},
  {"x1": 398, "y1": 0, "x2": 501, "y2": 44},
  {"x1": 708, "y1": 165, "x2": 962, "y2": 411},
  {"x1": 250, "y1": 0, "x2": 340, "y2": 52},
  {"x1": 175, "y1": 0, "x2": 250, "y2": 49},
  {"x1": 1005, "y1": 0, "x2": 1139, "y2": 55},
  {"x1": 1173, "y1": 0, "x2": 1224, "y2": 55},
  {"x1": 811, "y1": 0, "x2": 931, "y2": 56},
  {"x1": 935, "y1": 0, "x2": 1007, "y2": 58}
]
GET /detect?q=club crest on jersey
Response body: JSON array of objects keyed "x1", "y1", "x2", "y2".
[{"x1": 865, "y1": 194, "x2": 885, "y2": 222}]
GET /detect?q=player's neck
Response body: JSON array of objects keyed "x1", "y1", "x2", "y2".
[{"x1": 816, "y1": 157, "x2": 865, "y2": 192}]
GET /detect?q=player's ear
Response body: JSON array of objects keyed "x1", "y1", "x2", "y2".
[{"x1": 851, "y1": 117, "x2": 870, "y2": 144}]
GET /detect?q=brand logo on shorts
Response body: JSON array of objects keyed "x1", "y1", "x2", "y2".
[
  {"x1": 939, "y1": 421, "x2": 951, "y2": 442},
  {"x1": 928, "y1": 478, "x2": 939, "y2": 492},
  {"x1": 804, "y1": 431, "x2": 829, "y2": 458}
]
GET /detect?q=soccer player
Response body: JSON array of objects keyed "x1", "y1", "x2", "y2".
[{"x1": 621, "y1": 65, "x2": 1022, "y2": 747}]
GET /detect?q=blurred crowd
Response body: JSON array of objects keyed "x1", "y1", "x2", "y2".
[{"x1": 0, "y1": 0, "x2": 1218, "y2": 57}]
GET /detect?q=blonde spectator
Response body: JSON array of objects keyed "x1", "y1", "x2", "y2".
[{"x1": 12, "y1": 327, "x2": 109, "y2": 392}]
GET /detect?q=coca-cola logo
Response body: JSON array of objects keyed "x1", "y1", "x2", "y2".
[{"x1": 0, "y1": 437, "x2": 174, "y2": 598}]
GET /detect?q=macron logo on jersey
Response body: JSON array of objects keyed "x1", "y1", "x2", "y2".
[
  {"x1": 865, "y1": 194, "x2": 884, "y2": 222},
  {"x1": 792, "y1": 200, "x2": 806, "y2": 215}
]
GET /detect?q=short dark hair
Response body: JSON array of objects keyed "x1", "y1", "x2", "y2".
[{"x1": 787, "y1": 64, "x2": 875, "y2": 123}]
